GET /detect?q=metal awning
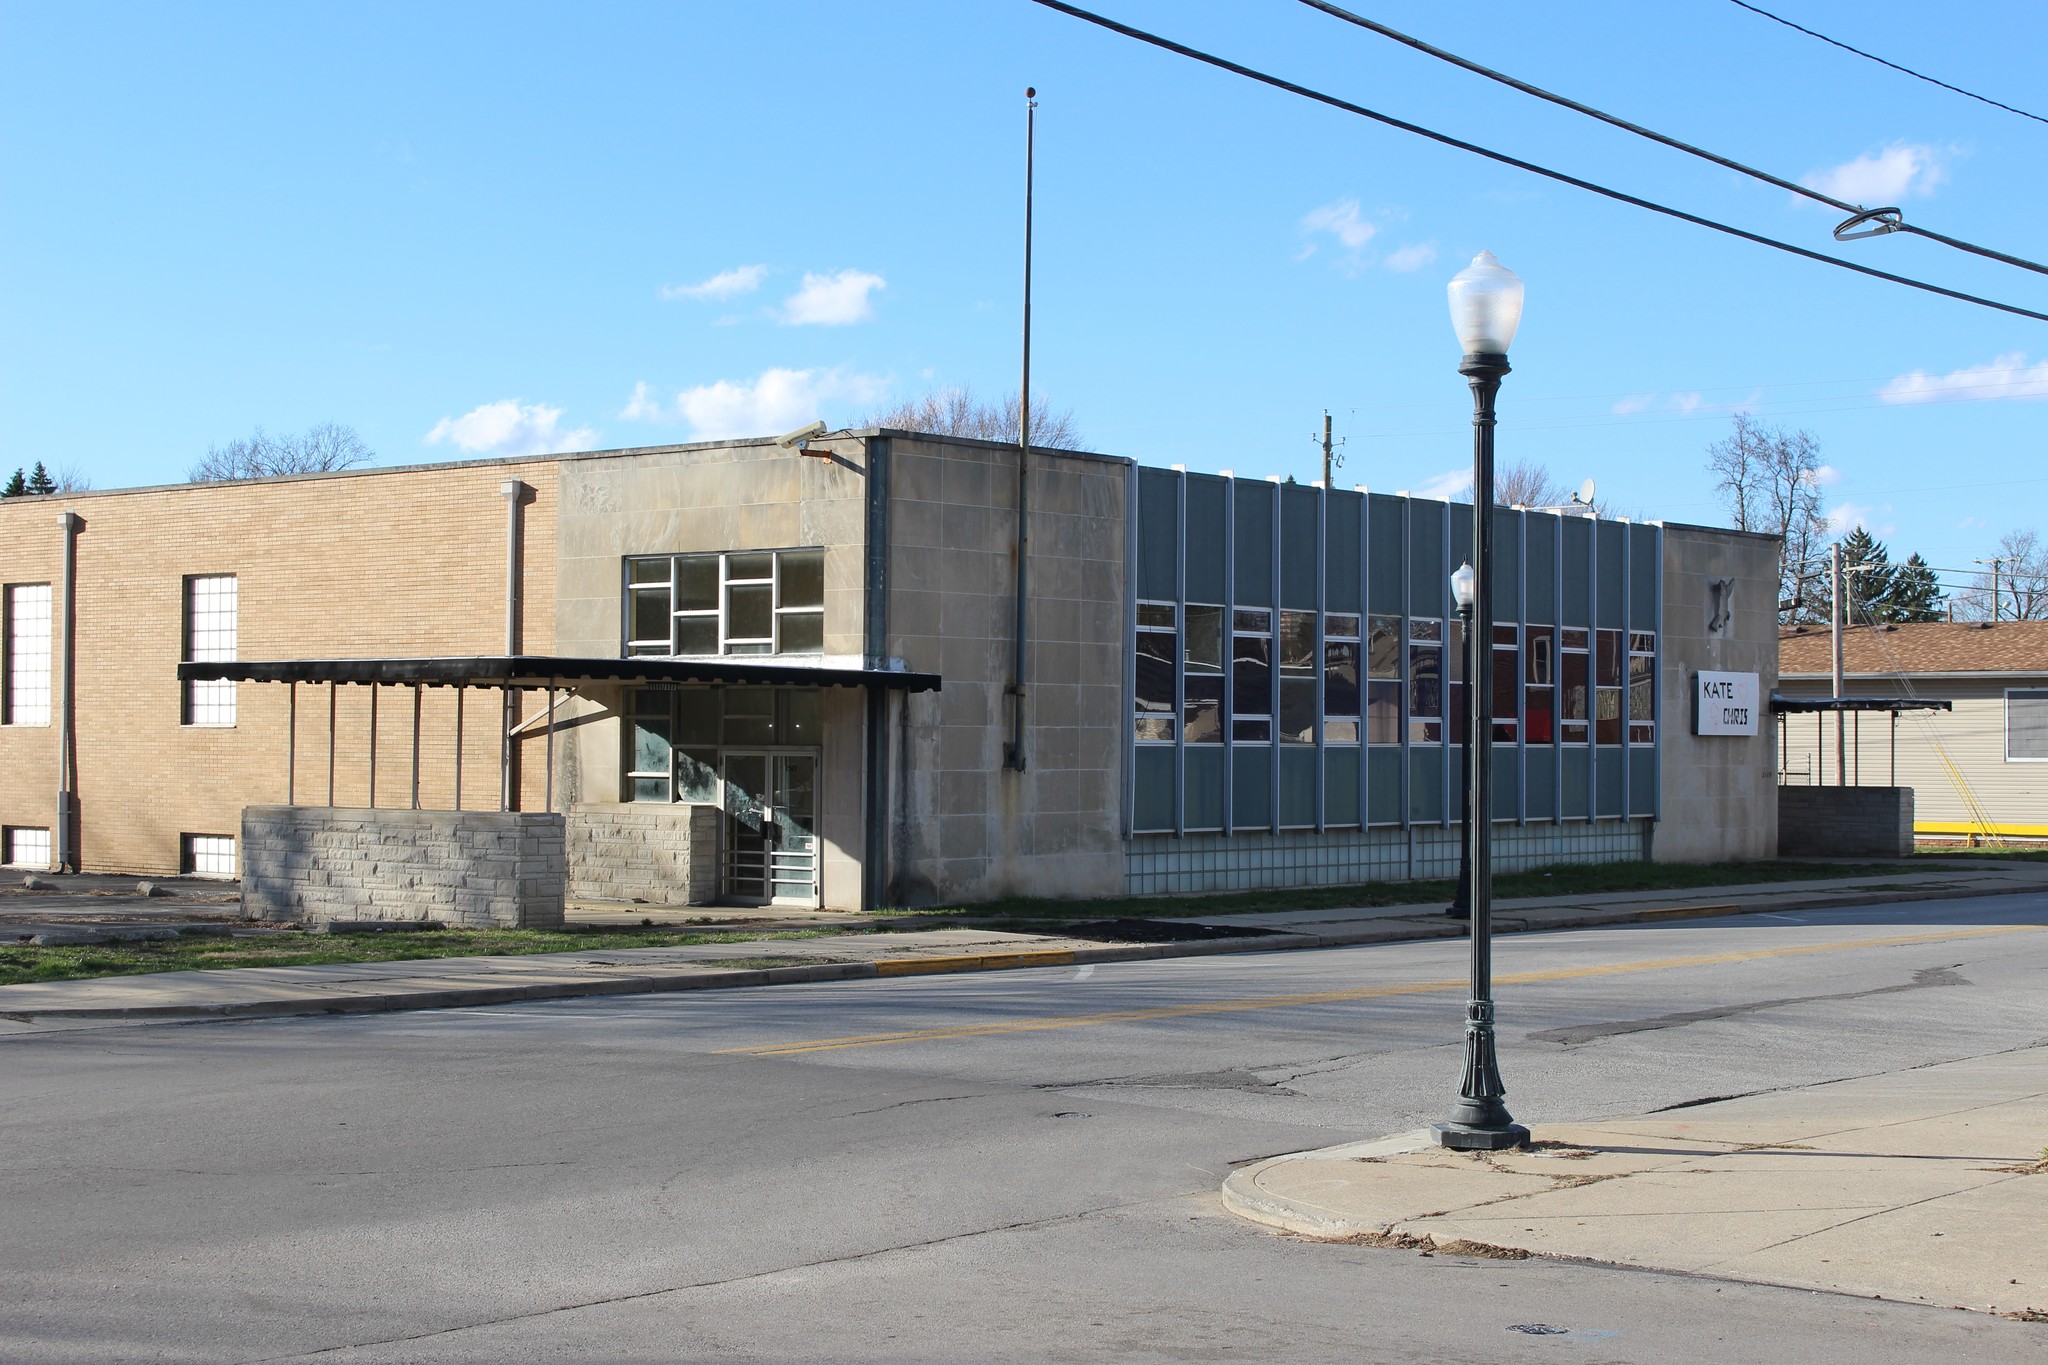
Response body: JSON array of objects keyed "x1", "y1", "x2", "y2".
[
  {"x1": 177, "y1": 655, "x2": 941, "y2": 693},
  {"x1": 1769, "y1": 694, "x2": 1952, "y2": 714}
]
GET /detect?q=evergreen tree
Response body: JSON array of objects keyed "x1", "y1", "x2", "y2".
[
  {"x1": 0, "y1": 468, "x2": 25, "y2": 498},
  {"x1": 23, "y1": 461, "x2": 57, "y2": 495},
  {"x1": 1884, "y1": 553, "x2": 1945, "y2": 622},
  {"x1": 1837, "y1": 526, "x2": 1893, "y2": 623}
]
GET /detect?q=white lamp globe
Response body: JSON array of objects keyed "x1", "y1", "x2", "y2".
[
  {"x1": 1447, "y1": 251, "x2": 1525, "y2": 356},
  {"x1": 1451, "y1": 561, "x2": 1477, "y2": 612}
]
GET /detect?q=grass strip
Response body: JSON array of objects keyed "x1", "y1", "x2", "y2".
[{"x1": 0, "y1": 927, "x2": 839, "y2": 988}]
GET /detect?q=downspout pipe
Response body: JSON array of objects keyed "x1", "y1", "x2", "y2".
[
  {"x1": 1005, "y1": 87, "x2": 1037, "y2": 773},
  {"x1": 500, "y1": 480, "x2": 531, "y2": 810},
  {"x1": 54, "y1": 510, "x2": 82, "y2": 872}
]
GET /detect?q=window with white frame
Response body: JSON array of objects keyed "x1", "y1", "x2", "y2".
[
  {"x1": 1231, "y1": 609, "x2": 1273, "y2": 743},
  {"x1": 4, "y1": 825, "x2": 52, "y2": 868},
  {"x1": 182, "y1": 833, "x2": 237, "y2": 878},
  {"x1": 2007, "y1": 688, "x2": 2048, "y2": 762},
  {"x1": 1407, "y1": 618, "x2": 1444, "y2": 743},
  {"x1": 182, "y1": 575, "x2": 238, "y2": 726},
  {"x1": 1559, "y1": 627, "x2": 1590, "y2": 744},
  {"x1": 3, "y1": 583, "x2": 52, "y2": 726},
  {"x1": 1134, "y1": 602, "x2": 1176, "y2": 742},
  {"x1": 1277, "y1": 610, "x2": 1317, "y2": 744},
  {"x1": 1628, "y1": 631, "x2": 1657, "y2": 745},
  {"x1": 1323, "y1": 613, "x2": 1361, "y2": 744},
  {"x1": 625, "y1": 550, "x2": 824, "y2": 657},
  {"x1": 1182, "y1": 604, "x2": 1224, "y2": 743}
]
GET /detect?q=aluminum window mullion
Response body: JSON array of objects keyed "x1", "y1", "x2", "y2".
[
  {"x1": 1173, "y1": 471, "x2": 1187, "y2": 837},
  {"x1": 1398, "y1": 496, "x2": 1411, "y2": 830},
  {"x1": 1516, "y1": 508, "x2": 1527, "y2": 827},
  {"x1": 1440, "y1": 499, "x2": 1451, "y2": 832},
  {"x1": 1357, "y1": 490, "x2": 1370, "y2": 826},
  {"x1": 1587, "y1": 515, "x2": 1599, "y2": 821},
  {"x1": 1313, "y1": 484, "x2": 1326, "y2": 833},
  {"x1": 1221, "y1": 477, "x2": 1235, "y2": 837},
  {"x1": 1554, "y1": 513, "x2": 1566, "y2": 823},
  {"x1": 1621, "y1": 523, "x2": 1632, "y2": 821}
]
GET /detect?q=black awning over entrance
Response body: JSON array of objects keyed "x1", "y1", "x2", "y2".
[{"x1": 178, "y1": 655, "x2": 941, "y2": 693}]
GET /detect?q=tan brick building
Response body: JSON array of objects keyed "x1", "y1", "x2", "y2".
[{"x1": 1, "y1": 432, "x2": 1780, "y2": 912}]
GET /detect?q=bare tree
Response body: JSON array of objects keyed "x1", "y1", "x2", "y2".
[
  {"x1": 1953, "y1": 528, "x2": 2048, "y2": 621},
  {"x1": 189, "y1": 422, "x2": 374, "y2": 482},
  {"x1": 861, "y1": 386, "x2": 1081, "y2": 450},
  {"x1": 1494, "y1": 459, "x2": 1570, "y2": 508},
  {"x1": 51, "y1": 463, "x2": 95, "y2": 493},
  {"x1": 1707, "y1": 413, "x2": 1828, "y2": 623}
]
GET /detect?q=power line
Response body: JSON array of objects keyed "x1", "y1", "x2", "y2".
[
  {"x1": 1023, "y1": 0, "x2": 2048, "y2": 325},
  {"x1": 1726, "y1": 0, "x2": 2048, "y2": 128},
  {"x1": 1298, "y1": 0, "x2": 2048, "y2": 280}
]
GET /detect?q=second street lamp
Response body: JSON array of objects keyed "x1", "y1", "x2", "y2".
[
  {"x1": 1447, "y1": 562, "x2": 1475, "y2": 921},
  {"x1": 1433, "y1": 252, "x2": 1530, "y2": 1152}
]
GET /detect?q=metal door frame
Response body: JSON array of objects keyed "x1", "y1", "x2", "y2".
[{"x1": 718, "y1": 747, "x2": 821, "y2": 908}]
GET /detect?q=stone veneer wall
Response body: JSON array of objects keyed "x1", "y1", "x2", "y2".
[
  {"x1": 240, "y1": 806, "x2": 566, "y2": 928},
  {"x1": 566, "y1": 803, "x2": 719, "y2": 905},
  {"x1": 1777, "y1": 786, "x2": 1915, "y2": 858}
]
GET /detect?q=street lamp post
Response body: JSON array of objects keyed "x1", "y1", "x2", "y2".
[
  {"x1": 1433, "y1": 251, "x2": 1530, "y2": 1152},
  {"x1": 1447, "y1": 563, "x2": 1475, "y2": 920}
]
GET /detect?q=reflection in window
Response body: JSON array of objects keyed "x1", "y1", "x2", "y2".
[
  {"x1": 1324, "y1": 613, "x2": 1360, "y2": 744},
  {"x1": 1525, "y1": 626, "x2": 1555, "y2": 744},
  {"x1": 1596, "y1": 628, "x2": 1624, "y2": 744},
  {"x1": 1628, "y1": 631, "x2": 1656, "y2": 745},
  {"x1": 1184, "y1": 605, "x2": 1224, "y2": 743},
  {"x1": 1409, "y1": 618, "x2": 1443, "y2": 743},
  {"x1": 1560, "y1": 636, "x2": 1589, "y2": 744},
  {"x1": 1136, "y1": 602, "x2": 1176, "y2": 743},
  {"x1": 628, "y1": 687, "x2": 825, "y2": 802},
  {"x1": 1233, "y1": 609, "x2": 1272, "y2": 743},
  {"x1": 1278, "y1": 610, "x2": 1317, "y2": 744}
]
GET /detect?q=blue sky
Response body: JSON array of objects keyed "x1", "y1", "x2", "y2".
[{"x1": 3, "y1": 1, "x2": 2043, "y2": 595}]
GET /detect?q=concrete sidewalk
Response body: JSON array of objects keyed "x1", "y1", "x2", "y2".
[
  {"x1": 2, "y1": 860, "x2": 2044, "y2": 1025},
  {"x1": 1223, "y1": 1047, "x2": 2048, "y2": 1320}
]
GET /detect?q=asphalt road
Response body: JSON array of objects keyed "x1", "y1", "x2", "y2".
[{"x1": 4, "y1": 894, "x2": 2046, "y2": 1363}]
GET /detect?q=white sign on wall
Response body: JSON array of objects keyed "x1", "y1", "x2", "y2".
[{"x1": 1695, "y1": 671, "x2": 1760, "y2": 736}]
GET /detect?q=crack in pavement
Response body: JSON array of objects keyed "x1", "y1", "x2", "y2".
[
  {"x1": 238, "y1": 1194, "x2": 1178, "y2": 1364},
  {"x1": 1529, "y1": 965, "x2": 1969, "y2": 1046},
  {"x1": 835, "y1": 1092, "x2": 989, "y2": 1119}
]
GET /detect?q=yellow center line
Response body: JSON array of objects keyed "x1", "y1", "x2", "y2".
[{"x1": 717, "y1": 923, "x2": 2043, "y2": 1057}]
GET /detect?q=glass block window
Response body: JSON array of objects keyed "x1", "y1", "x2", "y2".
[
  {"x1": 1183, "y1": 605, "x2": 1224, "y2": 743},
  {"x1": 182, "y1": 834, "x2": 236, "y2": 878},
  {"x1": 182, "y1": 575, "x2": 237, "y2": 727},
  {"x1": 1232, "y1": 609, "x2": 1272, "y2": 743},
  {"x1": 1628, "y1": 631, "x2": 1656, "y2": 745},
  {"x1": 1277, "y1": 610, "x2": 1317, "y2": 744},
  {"x1": 3, "y1": 825, "x2": 51, "y2": 869},
  {"x1": 1323, "y1": 613, "x2": 1360, "y2": 744},
  {"x1": 2007, "y1": 689, "x2": 2048, "y2": 762},
  {"x1": 1525, "y1": 626, "x2": 1555, "y2": 744},
  {"x1": 624, "y1": 550, "x2": 824, "y2": 657},
  {"x1": 1366, "y1": 614, "x2": 1401, "y2": 745},
  {"x1": 1135, "y1": 602, "x2": 1176, "y2": 743},
  {"x1": 1595, "y1": 628, "x2": 1624, "y2": 745},
  {"x1": 3, "y1": 583, "x2": 52, "y2": 726},
  {"x1": 1408, "y1": 618, "x2": 1443, "y2": 743},
  {"x1": 1560, "y1": 627, "x2": 1589, "y2": 745}
]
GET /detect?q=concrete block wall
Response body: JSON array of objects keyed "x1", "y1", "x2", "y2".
[
  {"x1": 565, "y1": 803, "x2": 718, "y2": 905},
  {"x1": 1777, "y1": 786, "x2": 1915, "y2": 858},
  {"x1": 241, "y1": 806, "x2": 567, "y2": 928}
]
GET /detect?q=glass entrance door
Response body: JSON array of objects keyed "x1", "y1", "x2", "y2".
[{"x1": 720, "y1": 751, "x2": 818, "y2": 907}]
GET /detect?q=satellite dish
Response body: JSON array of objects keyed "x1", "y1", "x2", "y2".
[{"x1": 1573, "y1": 478, "x2": 1596, "y2": 506}]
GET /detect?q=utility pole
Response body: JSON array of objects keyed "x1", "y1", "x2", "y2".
[
  {"x1": 1832, "y1": 541, "x2": 1846, "y2": 787},
  {"x1": 1975, "y1": 557, "x2": 2004, "y2": 622},
  {"x1": 1315, "y1": 411, "x2": 1344, "y2": 488}
]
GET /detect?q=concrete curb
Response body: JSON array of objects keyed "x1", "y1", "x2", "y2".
[{"x1": 5, "y1": 881, "x2": 2039, "y2": 1022}]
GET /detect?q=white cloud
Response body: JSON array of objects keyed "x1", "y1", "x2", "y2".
[
  {"x1": 1301, "y1": 199, "x2": 1376, "y2": 251},
  {"x1": 1610, "y1": 392, "x2": 1656, "y2": 416},
  {"x1": 619, "y1": 381, "x2": 667, "y2": 422},
  {"x1": 424, "y1": 400, "x2": 597, "y2": 456},
  {"x1": 1812, "y1": 464, "x2": 1843, "y2": 486},
  {"x1": 1802, "y1": 143, "x2": 1945, "y2": 205},
  {"x1": 780, "y1": 269, "x2": 886, "y2": 325},
  {"x1": 1880, "y1": 351, "x2": 2048, "y2": 404},
  {"x1": 660, "y1": 265, "x2": 768, "y2": 302},
  {"x1": 1666, "y1": 391, "x2": 1707, "y2": 415},
  {"x1": 667, "y1": 367, "x2": 891, "y2": 439},
  {"x1": 1414, "y1": 467, "x2": 1473, "y2": 501},
  {"x1": 1825, "y1": 501, "x2": 1888, "y2": 537},
  {"x1": 1384, "y1": 242, "x2": 1439, "y2": 273}
]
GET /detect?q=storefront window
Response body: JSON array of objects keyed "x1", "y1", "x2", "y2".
[{"x1": 627, "y1": 687, "x2": 823, "y2": 802}]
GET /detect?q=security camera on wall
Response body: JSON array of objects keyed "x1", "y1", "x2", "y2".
[{"x1": 775, "y1": 420, "x2": 828, "y2": 450}]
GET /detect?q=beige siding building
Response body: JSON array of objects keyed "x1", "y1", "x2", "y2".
[{"x1": 1778, "y1": 622, "x2": 2048, "y2": 839}]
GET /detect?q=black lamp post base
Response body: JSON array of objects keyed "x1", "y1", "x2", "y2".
[{"x1": 1432, "y1": 1119, "x2": 1530, "y2": 1151}]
